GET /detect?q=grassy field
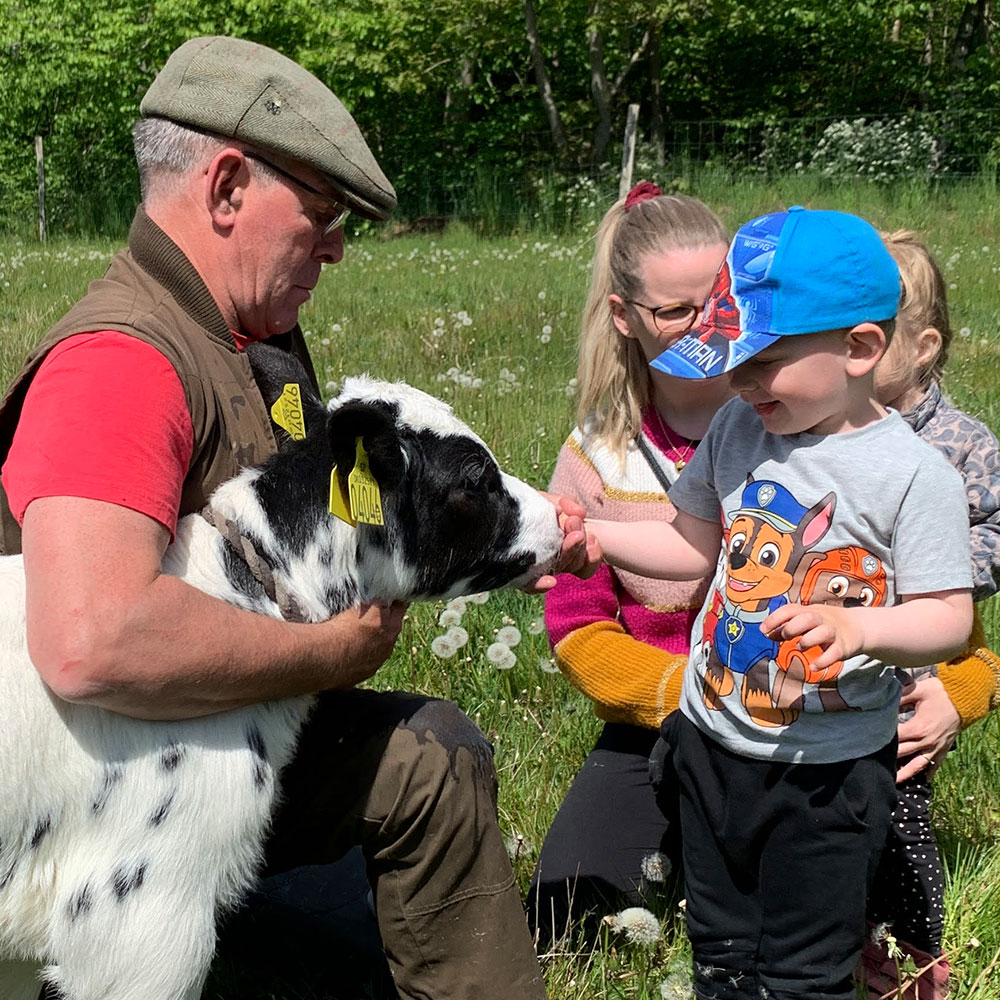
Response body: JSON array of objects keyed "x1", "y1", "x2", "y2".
[{"x1": 3, "y1": 174, "x2": 1000, "y2": 998}]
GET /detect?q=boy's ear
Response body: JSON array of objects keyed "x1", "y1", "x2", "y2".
[{"x1": 845, "y1": 323, "x2": 888, "y2": 376}]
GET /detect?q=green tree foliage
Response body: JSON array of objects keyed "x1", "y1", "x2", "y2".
[{"x1": 0, "y1": 0, "x2": 996, "y2": 234}]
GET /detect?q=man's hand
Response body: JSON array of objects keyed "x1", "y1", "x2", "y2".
[
  {"x1": 524, "y1": 492, "x2": 602, "y2": 594},
  {"x1": 761, "y1": 602, "x2": 864, "y2": 674},
  {"x1": 315, "y1": 601, "x2": 408, "y2": 689}
]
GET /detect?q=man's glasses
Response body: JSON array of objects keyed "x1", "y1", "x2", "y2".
[
  {"x1": 625, "y1": 299, "x2": 700, "y2": 335},
  {"x1": 243, "y1": 150, "x2": 351, "y2": 236}
]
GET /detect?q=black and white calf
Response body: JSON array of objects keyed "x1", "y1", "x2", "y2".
[{"x1": 0, "y1": 344, "x2": 562, "y2": 1000}]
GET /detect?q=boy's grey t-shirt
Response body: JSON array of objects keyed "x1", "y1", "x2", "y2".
[{"x1": 670, "y1": 398, "x2": 972, "y2": 764}]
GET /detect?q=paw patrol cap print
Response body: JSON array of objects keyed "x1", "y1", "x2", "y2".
[
  {"x1": 141, "y1": 36, "x2": 396, "y2": 221},
  {"x1": 650, "y1": 207, "x2": 901, "y2": 380}
]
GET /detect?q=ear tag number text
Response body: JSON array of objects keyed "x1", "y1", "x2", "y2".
[
  {"x1": 270, "y1": 383, "x2": 306, "y2": 441},
  {"x1": 329, "y1": 438, "x2": 384, "y2": 527}
]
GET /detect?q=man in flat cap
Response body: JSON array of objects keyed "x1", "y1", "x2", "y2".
[{"x1": 0, "y1": 36, "x2": 578, "y2": 999}]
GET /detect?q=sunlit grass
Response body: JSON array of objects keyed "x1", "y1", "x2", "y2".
[{"x1": 2, "y1": 174, "x2": 1000, "y2": 997}]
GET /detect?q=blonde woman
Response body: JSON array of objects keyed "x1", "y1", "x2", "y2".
[{"x1": 529, "y1": 183, "x2": 731, "y2": 943}]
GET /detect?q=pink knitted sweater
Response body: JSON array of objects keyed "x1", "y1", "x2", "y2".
[{"x1": 545, "y1": 409, "x2": 711, "y2": 729}]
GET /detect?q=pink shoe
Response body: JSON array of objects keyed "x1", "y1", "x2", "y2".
[{"x1": 859, "y1": 927, "x2": 950, "y2": 1000}]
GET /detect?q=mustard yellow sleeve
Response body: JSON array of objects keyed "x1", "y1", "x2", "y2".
[
  {"x1": 937, "y1": 608, "x2": 1000, "y2": 729},
  {"x1": 554, "y1": 620, "x2": 687, "y2": 731}
]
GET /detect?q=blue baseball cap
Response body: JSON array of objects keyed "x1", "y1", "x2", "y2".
[{"x1": 650, "y1": 207, "x2": 901, "y2": 380}]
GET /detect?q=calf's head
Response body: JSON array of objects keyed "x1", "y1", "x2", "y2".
[{"x1": 235, "y1": 343, "x2": 563, "y2": 608}]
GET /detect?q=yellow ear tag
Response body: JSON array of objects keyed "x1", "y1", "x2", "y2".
[
  {"x1": 270, "y1": 383, "x2": 306, "y2": 441},
  {"x1": 328, "y1": 465, "x2": 357, "y2": 526},
  {"x1": 347, "y1": 438, "x2": 385, "y2": 526}
]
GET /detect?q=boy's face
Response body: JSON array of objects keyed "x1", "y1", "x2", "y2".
[{"x1": 728, "y1": 329, "x2": 855, "y2": 435}]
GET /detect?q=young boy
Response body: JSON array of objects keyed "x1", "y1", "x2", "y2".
[{"x1": 585, "y1": 207, "x2": 973, "y2": 1000}]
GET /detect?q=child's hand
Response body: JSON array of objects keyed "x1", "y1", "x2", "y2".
[{"x1": 761, "y1": 603, "x2": 865, "y2": 673}]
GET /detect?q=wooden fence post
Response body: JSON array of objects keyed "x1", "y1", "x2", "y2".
[
  {"x1": 35, "y1": 136, "x2": 46, "y2": 242},
  {"x1": 618, "y1": 103, "x2": 641, "y2": 199}
]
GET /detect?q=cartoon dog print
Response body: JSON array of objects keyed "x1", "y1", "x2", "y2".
[
  {"x1": 771, "y1": 546, "x2": 888, "y2": 721},
  {"x1": 702, "y1": 476, "x2": 835, "y2": 727}
]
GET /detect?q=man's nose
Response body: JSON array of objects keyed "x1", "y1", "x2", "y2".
[{"x1": 314, "y1": 227, "x2": 344, "y2": 265}]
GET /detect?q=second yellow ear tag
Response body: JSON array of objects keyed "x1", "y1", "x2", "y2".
[
  {"x1": 270, "y1": 383, "x2": 306, "y2": 441},
  {"x1": 328, "y1": 438, "x2": 384, "y2": 527},
  {"x1": 328, "y1": 466, "x2": 356, "y2": 526},
  {"x1": 348, "y1": 438, "x2": 384, "y2": 526}
]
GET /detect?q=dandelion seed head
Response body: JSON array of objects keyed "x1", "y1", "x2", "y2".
[
  {"x1": 430, "y1": 635, "x2": 458, "y2": 659},
  {"x1": 487, "y1": 642, "x2": 516, "y2": 669},
  {"x1": 438, "y1": 608, "x2": 463, "y2": 627},
  {"x1": 496, "y1": 625, "x2": 522, "y2": 647},
  {"x1": 603, "y1": 907, "x2": 661, "y2": 947},
  {"x1": 446, "y1": 625, "x2": 469, "y2": 647},
  {"x1": 640, "y1": 851, "x2": 671, "y2": 883},
  {"x1": 528, "y1": 618, "x2": 545, "y2": 635}
]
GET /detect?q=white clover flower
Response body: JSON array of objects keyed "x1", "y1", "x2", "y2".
[
  {"x1": 603, "y1": 907, "x2": 661, "y2": 946},
  {"x1": 446, "y1": 625, "x2": 469, "y2": 648},
  {"x1": 640, "y1": 851, "x2": 671, "y2": 883},
  {"x1": 431, "y1": 635, "x2": 458, "y2": 659},
  {"x1": 496, "y1": 625, "x2": 522, "y2": 647},
  {"x1": 438, "y1": 608, "x2": 464, "y2": 627},
  {"x1": 467, "y1": 591, "x2": 490, "y2": 605},
  {"x1": 528, "y1": 617, "x2": 545, "y2": 635},
  {"x1": 487, "y1": 642, "x2": 517, "y2": 669}
]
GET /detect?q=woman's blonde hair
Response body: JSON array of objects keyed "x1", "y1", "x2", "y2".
[
  {"x1": 882, "y1": 229, "x2": 952, "y2": 387},
  {"x1": 576, "y1": 192, "x2": 727, "y2": 455}
]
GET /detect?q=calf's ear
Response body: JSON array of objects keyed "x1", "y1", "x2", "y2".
[
  {"x1": 245, "y1": 341, "x2": 326, "y2": 448},
  {"x1": 327, "y1": 402, "x2": 405, "y2": 492}
]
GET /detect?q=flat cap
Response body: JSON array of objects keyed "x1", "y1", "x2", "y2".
[{"x1": 141, "y1": 36, "x2": 396, "y2": 221}]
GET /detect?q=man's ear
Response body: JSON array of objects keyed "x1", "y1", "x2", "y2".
[
  {"x1": 845, "y1": 323, "x2": 887, "y2": 376},
  {"x1": 205, "y1": 148, "x2": 249, "y2": 231},
  {"x1": 327, "y1": 401, "x2": 405, "y2": 493}
]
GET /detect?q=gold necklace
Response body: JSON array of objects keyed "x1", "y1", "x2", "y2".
[{"x1": 654, "y1": 410, "x2": 697, "y2": 471}]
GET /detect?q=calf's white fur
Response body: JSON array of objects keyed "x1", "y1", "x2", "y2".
[{"x1": 0, "y1": 350, "x2": 562, "y2": 1000}]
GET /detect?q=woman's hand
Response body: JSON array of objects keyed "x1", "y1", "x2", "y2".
[{"x1": 896, "y1": 674, "x2": 960, "y2": 782}]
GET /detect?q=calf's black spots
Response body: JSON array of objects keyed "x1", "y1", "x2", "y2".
[
  {"x1": 67, "y1": 882, "x2": 93, "y2": 921},
  {"x1": 112, "y1": 861, "x2": 148, "y2": 901},
  {"x1": 246, "y1": 724, "x2": 269, "y2": 791},
  {"x1": 91, "y1": 761, "x2": 125, "y2": 815},
  {"x1": 149, "y1": 790, "x2": 176, "y2": 828},
  {"x1": 160, "y1": 742, "x2": 186, "y2": 772},
  {"x1": 30, "y1": 815, "x2": 52, "y2": 849}
]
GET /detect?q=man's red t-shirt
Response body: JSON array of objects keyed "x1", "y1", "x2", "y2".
[{"x1": 2, "y1": 331, "x2": 195, "y2": 537}]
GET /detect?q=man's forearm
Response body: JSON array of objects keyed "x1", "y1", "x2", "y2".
[{"x1": 29, "y1": 573, "x2": 400, "y2": 720}]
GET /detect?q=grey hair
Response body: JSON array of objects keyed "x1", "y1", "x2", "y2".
[{"x1": 132, "y1": 117, "x2": 281, "y2": 202}]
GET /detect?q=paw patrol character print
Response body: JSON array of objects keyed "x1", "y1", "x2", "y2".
[
  {"x1": 771, "y1": 546, "x2": 887, "y2": 720},
  {"x1": 701, "y1": 476, "x2": 835, "y2": 728}
]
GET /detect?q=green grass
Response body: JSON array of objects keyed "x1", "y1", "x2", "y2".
[{"x1": 3, "y1": 173, "x2": 1000, "y2": 998}]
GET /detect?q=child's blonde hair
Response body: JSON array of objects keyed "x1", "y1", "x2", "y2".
[
  {"x1": 576, "y1": 192, "x2": 727, "y2": 455},
  {"x1": 882, "y1": 230, "x2": 952, "y2": 387}
]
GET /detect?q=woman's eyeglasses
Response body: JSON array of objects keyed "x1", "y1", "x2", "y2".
[
  {"x1": 243, "y1": 150, "x2": 351, "y2": 236},
  {"x1": 625, "y1": 299, "x2": 700, "y2": 334}
]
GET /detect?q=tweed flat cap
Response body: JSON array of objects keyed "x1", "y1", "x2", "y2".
[{"x1": 141, "y1": 36, "x2": 396, "y2": 221}]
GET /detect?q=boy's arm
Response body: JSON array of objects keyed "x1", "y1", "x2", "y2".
[
  {"x1": 761, "y1": 590, "x2": 973, "y2": 673},
  {"x1": 585, "y1": 508, "x2": 721, "y2": 581}
]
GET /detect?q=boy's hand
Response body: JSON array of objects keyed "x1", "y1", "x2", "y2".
[
  {"x1": 761, "y1": 603, "x2": 865, "y2": 673},
  {"x1": 522, "y1": 492, "x2": 603, "y2": 593}
]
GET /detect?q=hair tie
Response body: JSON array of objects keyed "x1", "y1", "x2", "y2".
[{"x1": 624, "y1": 181, "x2": 663, "y2": 212}]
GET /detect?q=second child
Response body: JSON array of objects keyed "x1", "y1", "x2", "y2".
[{"x1": 583, "y1": 207, "x2": 974, "y2": 999}]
